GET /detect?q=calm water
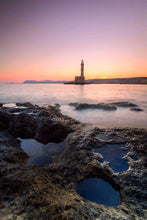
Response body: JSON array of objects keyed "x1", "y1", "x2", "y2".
[
  {"x1": 18, "y1": 132, "x2": 75, "y2": 166},
  {"x1": 0, "y1": 83, "x2": 147, "y2": 128},
  {"x1": 76, "y1": 178, "x2": 120, "y2": 206},
  {"x1": 94, "y1": 144, "x2": 129, "y2": 173}
]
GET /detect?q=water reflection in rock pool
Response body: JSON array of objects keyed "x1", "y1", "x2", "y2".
[
  {"x1": 19, "y1": 132, "x2": 75, "y2": 166},
  {"x1": 77, "y1": 178, "x2": 120, "y2": 206},
  {"x1": 94, "y1": 144, "x2": 129, "y2": 173}
]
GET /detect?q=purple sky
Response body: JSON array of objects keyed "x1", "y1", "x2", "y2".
[{"x1": 0, "y1": 0, "x2": 147, "y2": 82}]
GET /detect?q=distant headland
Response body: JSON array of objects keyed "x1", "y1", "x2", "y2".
[{"x1": 24, "y1": 80, "x2": 66, "y2": 84}]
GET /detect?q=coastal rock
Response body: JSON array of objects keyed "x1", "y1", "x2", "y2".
[
  {"x1": 35, "y1": 118, "x2": 73, "y2": 144},
  {"x1": 1, "y1": 127, "x2": 146, "y2": 219},
  {"x1": 69, "y1": 101, "x2": 139, "y2": 110},
  {"x1": 16, "y1": 102, "x2": 35, "y2": 108},
  {"x1": 130, "y1": 107, "x2": 143, "y2": 111},
  {"x1": 0, "y1": 104, "x2": 79, "y2": 144},
  {"x1": 0, "y1": 103, "x2": 146, "y2": 219},
  {"x1": 37, "y1": 110, "x2": 52, "y2": 118},
  {"x1": 57, "y1": 128, "x2": 147, "y2": 208},
  {"x1": 69, "y1": 102, "x2": 79, "y2": 107},
  {"x1": 8, "y1": 113, "x2": 37, "y2": 138},
  {"x1": 74, "y1": 103, "x2": 117, "y2": 110},
  {"x1": 0, "y1": 110, "x2": 13, "y2": 130},
  {"x1": 111, "y1": 102, "x2": 137, "y2": 107}
]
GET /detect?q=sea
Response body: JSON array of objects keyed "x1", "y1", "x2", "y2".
[{"x1": 0, "y1": 83, "x2": 147, "y2": 128}]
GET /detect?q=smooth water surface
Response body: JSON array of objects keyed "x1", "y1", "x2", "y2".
[
  {"x1": 94, "y1": 144, "x2": 129, "y2": 172},
  {"x1": 77, "y1": 178, "x2": 120, "y2": 206},
  {"x1": 0, "y1": 83, "x2": 146, "y2": 128},
  {"x1": 19, "y1": 132, "x2": 75, "y2": 166}
]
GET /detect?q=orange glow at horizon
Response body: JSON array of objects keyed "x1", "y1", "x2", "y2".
[{"x1": 0, "y1": 56, "x2": 146, "y2": 83}]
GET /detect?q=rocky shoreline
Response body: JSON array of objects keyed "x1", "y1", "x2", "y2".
[{"x1": 0, "y1": 103, "x2": 147, "y2": 220}]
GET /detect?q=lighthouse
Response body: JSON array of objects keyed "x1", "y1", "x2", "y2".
[
  {"x1": 75, "y1": 60, "x2": 85, "y2": 83},
  {"x1": 81, "y1": 60, "x2": 84, "y2": 77}
]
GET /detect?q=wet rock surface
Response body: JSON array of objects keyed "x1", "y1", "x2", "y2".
[
  {"x1": 0, "y1": 103, "x2": 80, "y2": 143},
  {"x1": 0, "y1": 103, "x2": 147, "y2": 219},
  {"x1": 0, "y1": 110, "x2": 13, "y2": 130},
  {"x1": 130, "y1": 107, "x2": 144, "y2": 111},
  {"x1": 69, "y1": 101, "x2": 142, "y2": 111},
  {"x1": 74, "y1": 103, "x2": 117, "y2": 111},
  {"x1": 110, "y1": 102, "x2": 138, "y2": 107}
]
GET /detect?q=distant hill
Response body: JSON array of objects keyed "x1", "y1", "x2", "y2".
[{"x1": 24, "y1": 80, "x2": 67, "y2": 84}]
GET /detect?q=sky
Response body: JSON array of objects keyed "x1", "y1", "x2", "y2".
[{"x1": 0, "y1": 0, "x2": 147, "y2": 82}]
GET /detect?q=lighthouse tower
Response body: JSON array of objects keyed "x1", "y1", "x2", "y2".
[
  {"x1": 75, "y1": 60, "x2": 85, "y2": 83},
  {"x1": 81, "y1": 60, "x2": 84, "y2": 77}
]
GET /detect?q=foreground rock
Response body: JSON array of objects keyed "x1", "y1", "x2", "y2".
[
  {"x1": 0, "y1": 103, "x2": 80, "y2": 144},
  {"x1": 0, "y1": 103, "x2": 146, "y2": 219}
]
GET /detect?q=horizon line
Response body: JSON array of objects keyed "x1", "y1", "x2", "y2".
[{"x1": 0, "y1": 76, "x2": 147, "y2": 84}]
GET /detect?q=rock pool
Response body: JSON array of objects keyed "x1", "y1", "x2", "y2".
[
  {"x1": 19, "y1": 132, "x2": 75, "y2": 166},
  {"x1": 94, "y1": 143, "x2": 129, "y2": 172},
  {"x1": 77, "y1": 178, "x2": 120, "y2": 206}
]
